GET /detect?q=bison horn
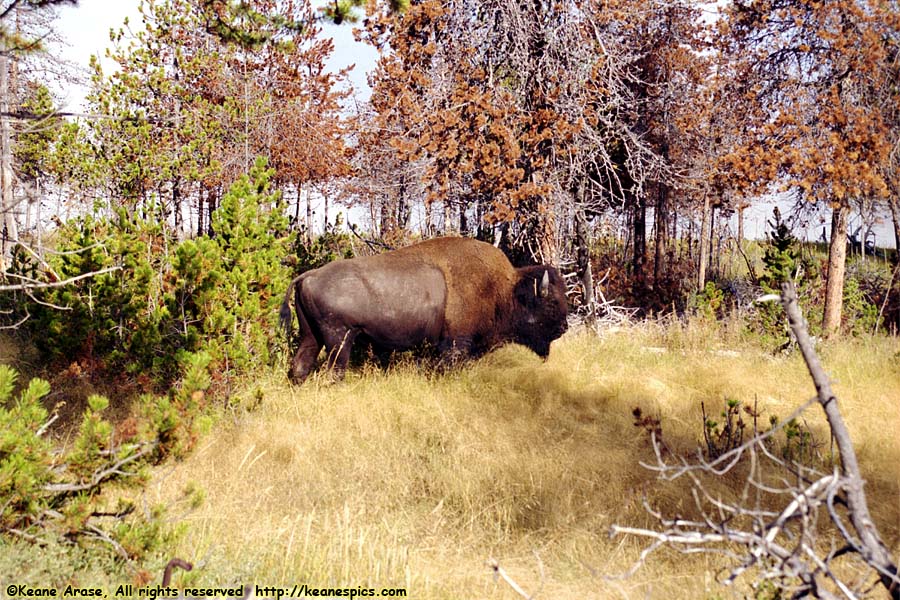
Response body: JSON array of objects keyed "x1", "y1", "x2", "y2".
[{"x1": 540, "y1": 270, "x2": 550, "y2": 298}]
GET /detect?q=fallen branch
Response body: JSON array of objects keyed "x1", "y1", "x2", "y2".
[{"x1": 608, "y1": 281, "x2": 900, "y2": 598}]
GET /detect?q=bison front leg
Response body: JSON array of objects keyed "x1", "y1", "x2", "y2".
[
  {"x1": 323, "y1": 328, "x2": 359, "y2": 380},
  {"x1": 289, "y1": 336, "x2": 322, "y2": 384},
  {"x1": 437, "y1": 336, "x2": 475, "y2": 363}
]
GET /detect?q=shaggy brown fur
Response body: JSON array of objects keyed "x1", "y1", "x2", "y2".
[{"x1": 385, "y1": 237, "x2": 519, "y2": 346}]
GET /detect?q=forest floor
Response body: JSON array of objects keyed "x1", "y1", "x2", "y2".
[{"x1": 3, "y1": 321, "x2": 899, "y2": 598}]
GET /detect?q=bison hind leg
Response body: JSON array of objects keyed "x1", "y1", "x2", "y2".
[
  {"x1": 350, "y1": 335, "x2": 394, "y2": 370},
  {"x1": 289, "y1": 336, "x2": 322, "y2": 384},
  {"x1": 323, "y1": 328, "x2": 360, "y2": 380}
]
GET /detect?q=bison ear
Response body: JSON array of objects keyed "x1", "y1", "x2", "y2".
[{"x1": 539, "y1": 270, "x2": 550, "y2": 298}]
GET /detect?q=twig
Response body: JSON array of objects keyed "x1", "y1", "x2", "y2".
[
  {"x1": 26, "y1": 290, "x2": 71, "y2": 310},
  {"x1": 348, "y1": 223, "x2": 393, "y2": 252},
  {"x1": 35, "y1": 414, "x2": 59, "y2": 437},
  {"x1": 873, "y1": 261, "x2": 899, "y2": 336},
  {"x1": 8, "y1": 239, "x2": 62, "y2": 282},
  {"x1": 83, "y1": 524, "x2": 130, "y2": 560},
  {"x1": 0, "y1": 311, "x2": 30, "y2": 329},
  {"x1": 0, "y1": 266, "x2": 121, "y2": 292},
  {"x1": 487, "y1": 558, "x2": 534, "y2": 599},
  {"x1": 42, "y1": 443, "x2": 156, "y2": 495}
]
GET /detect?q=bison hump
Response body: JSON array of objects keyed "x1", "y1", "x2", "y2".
[{"x1": 391, "y1": 237, "x2": 518, "y2": 343}]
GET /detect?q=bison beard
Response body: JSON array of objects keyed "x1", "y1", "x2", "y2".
[{"x1": 280, "y1": 237, "x2": 568, "y2": 384}]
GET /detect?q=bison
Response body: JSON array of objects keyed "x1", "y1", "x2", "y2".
[{"x1": 279, "y1": 236, "x2": 568, "y2": 383}]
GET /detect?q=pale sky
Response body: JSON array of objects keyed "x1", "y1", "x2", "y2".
[
  {"x1": 53, "y1": 0, "x2": 141, "y2": 110},
  {"x1": 52, "y1": 0, "x2": 377, "y2": 111}
]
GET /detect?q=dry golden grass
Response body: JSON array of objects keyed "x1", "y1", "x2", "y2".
[{"x1": 140, "y1": 325, "x2": 900, "y2": 598}]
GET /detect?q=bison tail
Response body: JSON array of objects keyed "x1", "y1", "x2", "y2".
[{"x1": 280, "y1": 276, "x2": 301, "y2": 339}]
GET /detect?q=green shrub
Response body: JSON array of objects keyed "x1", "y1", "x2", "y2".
[
  {"x1": 200, "y1": 158, "x2": 292, "y2": 373},
  {"x1": 690, "y1": 281, "x2": 726, "y2": 320},
  {"x1": 0, "y1": 357, "x2": 209, "y2": 559},
  {"x1": 0, "y1": 365, "x2": 53, "y2": 531},
  {"x1": 9, "y1": 157, "x2": 292, "y2": 386},
  {"x1": 747, "y1": 208, "x2": 823, "y2": 347},
  {"x1": 15, "y1": 209, "x2": 171, "y2": 377}
]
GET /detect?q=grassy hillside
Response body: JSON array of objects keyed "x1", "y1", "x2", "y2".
[{"x1": 128, "y1": 324, "x2": 900, "y2": 599}]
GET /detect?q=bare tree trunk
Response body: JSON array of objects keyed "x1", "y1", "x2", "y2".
[
  {"x1": 173, "y1": 180, "x2": 183, "y2": 239},
  {"x1": 698, "y1": 191, "x2": 710, "y2": 290},
  {"x1": 709, "y1": 205, "x2": 718, "y2": 275},
  {"x1": 687, "y1": 217, "x2": 694, "y2": 262},
  {"x1": 823, "y1": 203, "x2": 848, "y2": 337},
  {"x1": 443, "y1": 201, "x2": 451, "y2": 234},
  {"x1": 859, "y1": 201, "x2": 866, "y2": 264},
  {"x1": 670, "y1": 206, "x2": 678, "y2": 256},
  {"x1": 890, "y1": 195, "x2": 900, "y2": 258},
  {"x1": 653, "y1": 183, "x2": 668, "y2": 285},
  {"x1": 197, "y1": 187, "x2": 204, "y2": 237},
  {"x1": 207, "y1": 191, "x2": 216, "y2": 237},
  {"x1": 306, "y1": 187, "x2": 313, "y2": 243},
  {"x1": 380, "y1": 197, "x2": 391, "y2": 235},
  {"x1": 24, "y1": 186, "x2": 31, "y2": 238},
  {"x1": 575, "y1": 206, "x2": 593, "y2": 310},
  {"x1": 424, "y1": 201, "x2": 433, "y2": 237},
  {"x1": 632, "y1": 192, "x2": 646, "y2": 294},
  {"x1": 0, "y1": 51, "x2": 17, "y2": 271},
  {"x1": 475, "y1": 196, "x2": 487, "y2": 240},
  {"x1": 35, "y1": 180, "x2": 42, "y2": 255},
  {"x1": 537, "y1": 202, "x2": 558, "y2": 265},
  {"x1": 397, "y1": 180, "x2": 409, "y2": 232}
]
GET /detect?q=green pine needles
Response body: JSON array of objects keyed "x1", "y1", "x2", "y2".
[
  {"x1": 7, "y1": 157, "x2": 291, "y2": 387},
  {"x1": 0, "y1": 353, "x2": 210, "y2": 559}
]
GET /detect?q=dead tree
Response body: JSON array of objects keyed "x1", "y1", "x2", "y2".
[{"x1": 610, "y1": 282, "x2": 899, "y2": 599}]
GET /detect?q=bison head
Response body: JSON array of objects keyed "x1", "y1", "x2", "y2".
[{"x1": 510, "y1": 266, "x2": 568, "y2": 358}]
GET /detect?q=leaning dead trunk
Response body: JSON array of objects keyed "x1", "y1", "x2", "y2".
[
  {"x1": 782, "y1": 282, "x2": 900, "y2": 598},
  {"x1": 822, "y1": 203, "x2": 848, "y2": 337},
  {"x1": 0, "y1": 51, "x2": 17, "y2": 271}
]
